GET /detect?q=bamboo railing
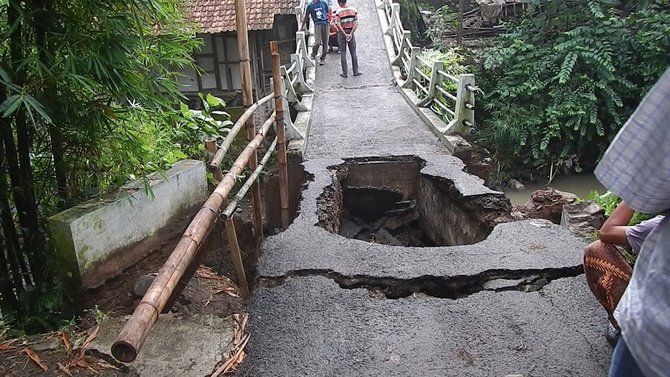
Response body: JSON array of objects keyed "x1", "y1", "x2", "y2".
[
  {"x1": 111, "y1": 41, "x2": 293, "y2": 363},
  {"x1": 379, "y1": 0, "x2": 476, "y2": 135}
]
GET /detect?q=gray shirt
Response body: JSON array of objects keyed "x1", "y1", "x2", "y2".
[
  {"x1": 625, "y1": 215, "x2": 665, "y2": 254},
  {"x1": 595, "y1": 67, "x2": 670, "y2": 377}
]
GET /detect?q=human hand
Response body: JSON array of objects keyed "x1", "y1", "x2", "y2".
[{"x1": 346, "y1": 34, "x2": 352, "y2": 42}]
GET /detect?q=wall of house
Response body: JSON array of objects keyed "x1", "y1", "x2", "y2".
[{"x1": 177, "y1": 15, "x2": 298, "y2": 105}]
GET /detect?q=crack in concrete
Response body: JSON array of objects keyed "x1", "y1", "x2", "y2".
[
  {"x1": 319, "y1": 83, "x2": 395, "y2": 93},
  {"x1": 257, "y1": 266, "x2": 584, "y2": 299}
]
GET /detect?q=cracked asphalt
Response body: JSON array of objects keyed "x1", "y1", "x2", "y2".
[{"x1": 238, "y1": 0, "x2": 612, "y2": 375}]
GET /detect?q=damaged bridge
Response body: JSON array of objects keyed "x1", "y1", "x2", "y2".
[{"x1": 237, "y1": 0, "x2": 611, "y2": 375}]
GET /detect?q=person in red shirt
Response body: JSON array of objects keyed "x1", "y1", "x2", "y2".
[{"x1": 334, "y1": 0, "x2": 362, "y2": 77}]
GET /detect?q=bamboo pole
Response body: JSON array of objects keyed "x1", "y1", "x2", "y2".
[
  {"x1": 222, "y1": 117, "x2": 277, "y2": 219},
  {"x1": 457, "y1": 0, "x2": 464, "y2": 46},
  {"x1": 209, "y1": 93, "x2": 273, "y2": 170},
  {"x1": 235, "y1": 0, "x2": 264, "y2": 251},
  {"x1": 205, "y1": 138, "x2": 223, "y2": 182},
  {"x1": 221, "y1": 115, "x2": 276, "y2": 299},
  {"x1": 222, "y1": 135, "x2": 277, "y2": 299},
  {"x1": 224, "y1": 218, "x2": 249, "y2": 298},
  {"x1": 270, "y1": 41, "x2": 291, "y2": 229},
  {"x1": 111, "y1": 116, "x2": 276, "y2": 364}
]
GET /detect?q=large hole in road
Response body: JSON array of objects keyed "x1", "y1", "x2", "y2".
[{"x1": 316, "y1": 156, "x2": 512, "y2": 247}]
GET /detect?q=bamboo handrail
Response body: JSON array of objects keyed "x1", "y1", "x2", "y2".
[
  {"x1": 222, "y1": 137, "x2": 277, "y2": 219},
  {"x1": 209, "y1": 93, "x2": 273, "y2": 170},
  {"x1": 111, "y1": 104, "x2": 277, "y2": 363}
]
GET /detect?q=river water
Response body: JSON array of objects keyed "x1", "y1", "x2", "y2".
[{"x1": 503, "y1": 173, "x2": 606, "y2": 206}]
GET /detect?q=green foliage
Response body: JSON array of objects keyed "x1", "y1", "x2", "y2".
[
  {"x1": 425, "y1": 5, "x2": 458, "y2": 47},
  {"x1": 398, "y1": 0, "x2": 430, "y2": 45},
  {"x1": 0, "y1": 0, "x2": 214, "y2": 333},
  {"x1": 474, "y1": 0, "x2": 670, "y2": 182},
  {"x1": 588, "y1": 191, "x2": 656, "y2": 225}
]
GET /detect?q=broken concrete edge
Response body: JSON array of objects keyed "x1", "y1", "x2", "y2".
[
  {"x1": 257, "y1": 264, "x2": 585, "y2": 299},
  {"x1": 374, "y1": 0, "x2": 470, "y2": 155},
  {"x1": 258, "y1": 218, "x2": 588, "y2": 280},
  {"x1": 304, "y1": 155, "x2": 508, "y2": 229},
  {"x1": 256, "y1": 155, "x2": 585, "y2": 279},
  {"x1": 49, "y1": 159, "x2": 208, "y2": 290}
]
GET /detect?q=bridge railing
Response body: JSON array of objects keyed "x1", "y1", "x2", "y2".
[{"x1": 379, "y1": 0, "x2": 476, "y2": 135}]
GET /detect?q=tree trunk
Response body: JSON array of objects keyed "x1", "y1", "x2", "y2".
[{"x1": 8, "y1": 0, "x2": 48, "y2": 281}]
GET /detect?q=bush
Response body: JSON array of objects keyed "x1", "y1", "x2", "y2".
[{"x1": 473, "y1": 0, "x2": 670, "y2": 183}]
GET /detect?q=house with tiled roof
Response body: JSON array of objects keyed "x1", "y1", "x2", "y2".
[{"x1": 178, "y1": 0, "x2": 299, "y2": 104}]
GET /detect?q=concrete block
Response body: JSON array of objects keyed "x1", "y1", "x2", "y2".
[
  {"x1": 289, "y1": 93, "x2": 315, "y2": 156},
  {"x1": 50, "y1": 159, "x2": 207, "y2": 289},
  {"x1": 92, "y1": 314, "x2": 236, "y2": 377}
]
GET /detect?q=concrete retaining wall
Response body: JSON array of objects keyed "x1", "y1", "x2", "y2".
[
  {"x1": 50, "y1": 159, "x2": 207, "y2": 289},
  {"x1": 417, "y1": 177, "x2": 489, "y2": 245}
]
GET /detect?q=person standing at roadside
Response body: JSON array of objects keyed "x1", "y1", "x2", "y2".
[
  {"x1": 592, "y1": 67, "x2": 670, "y2": 377},
  {"x1": 301, "y1": 0, "x2": 330, "y2": 65},
  {"x1": 335, "y1": 0, "x2": 362, "y2": 78}
]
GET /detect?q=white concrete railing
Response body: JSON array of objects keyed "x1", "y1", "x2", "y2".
[{"x1": 379, "y1": 0, "x2": 476, "y2": 135}]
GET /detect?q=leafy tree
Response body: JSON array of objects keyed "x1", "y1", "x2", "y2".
[
  {"x1": 0, "y1": 0, "x2": 202, "y2": 332},
  {"x1": 474, "y1": 0, "x2": 670, "y2": 184}
]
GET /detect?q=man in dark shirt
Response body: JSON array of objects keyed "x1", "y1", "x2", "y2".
[{"x1": 301, "y1": 0, "x2": 330, "y2": 65}]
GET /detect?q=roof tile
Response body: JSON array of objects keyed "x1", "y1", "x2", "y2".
[{"x1": 186, "y1": 0, "x2": 298, "y2": 33}]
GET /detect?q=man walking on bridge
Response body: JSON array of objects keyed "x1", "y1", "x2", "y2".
[
  {"x1": 301, "y1": 0, "x2": 330, "y2": 65},
  {"x1": 335, "y1": 0, "x2": 362, "y2": 78}
]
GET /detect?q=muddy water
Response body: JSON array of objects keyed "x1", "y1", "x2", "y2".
[{"x1": 504, "y1": 173, "x2": 606, "y2": 206}]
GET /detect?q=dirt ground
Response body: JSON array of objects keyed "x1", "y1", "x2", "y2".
[{"x1": 0, "y1": 201, "x2": 259, "y2": 377}]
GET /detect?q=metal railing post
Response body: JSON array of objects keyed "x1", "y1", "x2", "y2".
[
  {"x1": 418, "y1": 60, "x2": 443, "y2": 107},
  {"x1": 291, "y1": 53, "x2": 314, "y2": 93},
  {"x1": 281, "y1": 66, "x2": 307, "y2": 111},
  {"x1": 386, "y1": 3, "x2": 400, "y2": 35},
  {"x1": 391, "y1": 30, "x2": 410, "y2": 66},
  {"x1": 296, "y1": 31, "x2": 314, "y2": 68},
  {"x1": 448, "y1": 74, "x2": 476, "y2": 135},
  {"x1": 271, "y1": 77, "x2": 305, "y2": 141}
]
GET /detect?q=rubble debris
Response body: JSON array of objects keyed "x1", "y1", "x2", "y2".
[{"x1": 340, "y1": 187, "x2": 435, "y2": 247}]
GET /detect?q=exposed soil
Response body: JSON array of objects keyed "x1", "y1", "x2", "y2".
[
  {"x1": 78, "y1": 214, "x2": 254, "y2": 328},
  {"x1": 0, "y1": 156, "x2": 310, "y2": 376},
  {"x1": 0, "y1": 330, "x2": 139, "y2": 376},
  {"x1": 0, "y1": 203, "x2": 258, "y2": 377}
]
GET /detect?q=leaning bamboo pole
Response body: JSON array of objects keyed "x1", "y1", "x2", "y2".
[
  {"x1": 111, "y1": 114, "x2": 276, "y2": 363},
  {"x1": 235, "y1": 0, "x2": 264, "y2": 250},
  {"x1": 209, "y1": 93, "x2": 273, "y2": 170},
  {"x1": 270, "y1": 41, "x2": 291, "y2": 229}
]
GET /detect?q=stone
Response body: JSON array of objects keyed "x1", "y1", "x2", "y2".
[
  {"x1": 132, "y1": 274, "x2": 157, "y2": 298},
  {"x1": 508, "y1": 179, "x2": 525, "y2": 191},
  {"x1": 32, "y1": 337, "x2": 60, "y2": 352},
  {"x1": 561, "y1": 201, "x2": 605, "y2": 240},
  {"x1": 372, "y1": 229, "x2": 404, "y2": 246},
  {"x1": 512, "y1": 188, "x2": 578, "y2": 224}
]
